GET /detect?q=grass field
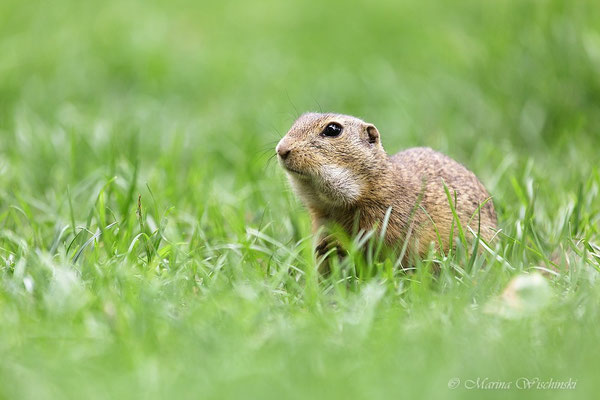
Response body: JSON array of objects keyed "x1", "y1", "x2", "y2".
[{"x1": 1, "y1": 0, "x2": 599, "y2": 399}]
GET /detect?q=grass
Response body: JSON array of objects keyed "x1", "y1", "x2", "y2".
[{"x1": 1, "y1": 0, "x2": 600, "y2": 399}]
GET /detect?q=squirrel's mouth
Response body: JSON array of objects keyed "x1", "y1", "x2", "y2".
[
  {"x1": 278, "y1": 156, "x2": 311, "y2": 179},
  {"x1": 284, "y1": 166, "x2": 307, "y2": 176},
  {"x1": 282, "y1": 164, "x2": 310, "y2": 178}
]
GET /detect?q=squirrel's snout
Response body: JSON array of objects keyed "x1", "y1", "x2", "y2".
[{"x1": 276, "y1": 143, "x2": 292, "y2": 160}]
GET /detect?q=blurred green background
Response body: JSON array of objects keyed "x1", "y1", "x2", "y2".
[{"x1": 1, "y1": 0, "x2": 599, "y2": 399}]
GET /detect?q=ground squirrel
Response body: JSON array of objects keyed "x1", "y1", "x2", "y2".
[{"x1": 276, "y1": 112, "x2": 497, "y2": 264}]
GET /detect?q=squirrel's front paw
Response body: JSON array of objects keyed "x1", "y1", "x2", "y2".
[{"x1": 315, "y1": 235, "x2": 346, "y2": 258}]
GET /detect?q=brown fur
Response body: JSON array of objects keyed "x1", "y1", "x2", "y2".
[{"x1": 276, "y1": 113, "x2": 497, "y2": 263}]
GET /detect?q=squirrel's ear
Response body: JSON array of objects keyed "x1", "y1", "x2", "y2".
[{"x1": 365, "y1": 124, "x2": 380, "y2": 145}]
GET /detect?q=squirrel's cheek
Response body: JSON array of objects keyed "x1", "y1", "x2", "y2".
[{"x1": 318, "y1": 165, "x2": 362, "y2": 205}]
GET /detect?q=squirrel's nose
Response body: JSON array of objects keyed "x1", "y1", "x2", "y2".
[{"x1": 276, "y1": 145, "x2": 291, "y2": 160}]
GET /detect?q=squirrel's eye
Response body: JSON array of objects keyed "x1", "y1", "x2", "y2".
[{"x1": 322, "y1": 123, "x2": 343, "y2": 137}]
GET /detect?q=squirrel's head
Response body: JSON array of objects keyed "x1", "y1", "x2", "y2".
[{"x1": 276, "y1": 113, "x2": 388, "y2": 208}]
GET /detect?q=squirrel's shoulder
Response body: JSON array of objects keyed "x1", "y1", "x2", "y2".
[
  {"x1": 389, "y1": 147, "x2": 453, "y2": 165},
  {"x1": 388, "y1": 146, "x2": 479, "y2": 184}
]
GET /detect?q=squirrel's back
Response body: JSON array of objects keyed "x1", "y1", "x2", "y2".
[{"x1": 390, "y1": 147, "x2": 497, "y2": 252}]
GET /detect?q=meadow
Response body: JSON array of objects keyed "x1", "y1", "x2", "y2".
[{"x1": 1, "y1": 0, "x2": 599, "y2": 399}]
